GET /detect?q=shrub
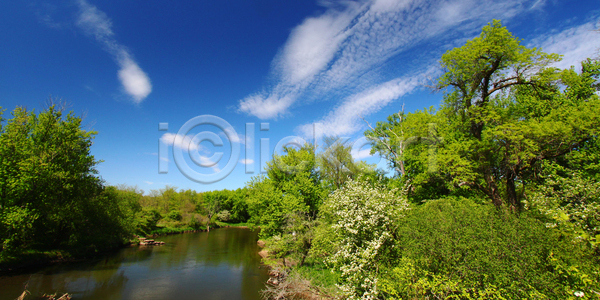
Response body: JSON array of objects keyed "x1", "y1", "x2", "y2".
[
  {"x1": 0, "y1": 206, "x2": 38, "y2": 253},
  {"x1": 217, "y1": 210, "x2": 231, "y2": 222},
  {"x1": 166, "y1": 210, "x2": 182, "y2": 221},
  {"x1": 188, "y1": 214, "x2": 203, "y2": 230},
  {"x1": 379, "y1": 198, "x2": 600, "y2": 299},
  {"x1": 135, "y1": 208, "x2": 162, "y2": 235},
  {"x1": 313, "y1": 177, "x2": 409, "y2": 299}
]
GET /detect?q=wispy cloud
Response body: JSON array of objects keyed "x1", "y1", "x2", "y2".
[
  {"x1": 220, "y1": 128, "x2": 246, "y2": 145},
  {"x1": 238, "y1": 0, "x2": 539, "y2": 120},
  {"x1": 530, "y1": 0, "x2": 547, "y2": 10},
  {"x1": 75, "y1": 0, "x2": 152, "y2": 103},
  {"x1": 529, "y1": 20, "x2": 600, "y2": 70},
  {"x1": 297, "y1": 68, "x2": 432, "y2": 138}
]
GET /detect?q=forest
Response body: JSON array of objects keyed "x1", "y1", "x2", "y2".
[{"x1": 1, "y1": 20, "x2": 600, "y2": 299}]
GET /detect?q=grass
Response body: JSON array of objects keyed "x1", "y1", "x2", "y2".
[
  {"x1": 261, "y1": 261, "x2": 341, "y2": 299},
  {"x1": 294, "y1": 262, "x2": 340, "y2": 290}
]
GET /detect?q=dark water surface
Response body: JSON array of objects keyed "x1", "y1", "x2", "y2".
[{"x1": 0, "y1": 228, "x2": 270, "y2": 300}]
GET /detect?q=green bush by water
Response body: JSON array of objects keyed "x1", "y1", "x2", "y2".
[{"x1": 379, "y1": 198, "x2": 600, "y2": 299}]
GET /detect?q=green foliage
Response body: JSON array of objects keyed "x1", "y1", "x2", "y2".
[
  {"x1": 318, "y1": 136, "x2": 366, "y2": 190},
  {"x1": 246, "y1": 175, "x2": 301, "y2": 238},
  {"x1": 0, "y1": 206, "x2": 38, "y2": 252},
  {"x1": 188, "y1": 215, "x2": 204, "y2": 230},
  {"x1": 216, "y1": 210, "x2": 231, "y2": 222},
  {"x1": 379, "y1": 198, "x2": 600, "y2": 299},
  {"x1": 526, "y1": 165, "x2": 600, "y2": 251},
  {"x1": 166, "y1": 210, "x2": 183, "y2": 221},
  {"x1": 135, "y1": 207, "x2": 162, "y2": 235},
  {"x1": 367, "y1": 21, "x2": 600, "y2": 210},
  {"x1": 250, "y1": 21, "x2": 600, "y2": 299},
  {"x1": 313, "y1": 177, "x2": 409, "y2": 299},
  {"x1": 0, "y1": 104, "x2": 133, "y2": 254},
  {"x1": 246, "y1": 144, "x2": 326, "y2": 239}
]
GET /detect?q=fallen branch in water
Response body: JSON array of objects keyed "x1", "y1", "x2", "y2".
[
  {"x1": 41, "y1": 293, "x2": 72, "y2": 300},
  {"x1": 15, "y1": 289, "x2": 71, "y2": 300}
]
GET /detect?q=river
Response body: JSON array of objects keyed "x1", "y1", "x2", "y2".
[{"x1": 0, "y1": 228, "x2": 270, "y2": 300}]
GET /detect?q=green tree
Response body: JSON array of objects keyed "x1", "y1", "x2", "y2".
[
  {"x1": 368, "y1": 21, "x2": 600, "y2": 210},
  {"x1": 365, "y1": 107, "x2": 449, "y2": 202},
  {"x1": 318, "y1": 136, "x2": 361, "y2": 190},
  {"x1": 201, "y1": 191, "x2": 222, "y2": 231},
  {"x1": 0, "y1": 104, "x2": 132, "y2": 253},
  {"x1": 434, "y1": 20, "x2": 567, "y2": 208},
  {"x1": 246, "y1": 144, "x2": 326, "y2": 240}
]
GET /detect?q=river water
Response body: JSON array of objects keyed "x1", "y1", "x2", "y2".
[{"x1": 0, "y1": 228, "x2": 270, "y2": 300}]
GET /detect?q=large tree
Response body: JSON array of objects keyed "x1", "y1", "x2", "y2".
[
  {"x1": 0, "y1": 104, "x2": 132, "y2": 252},
  {"x1": 318, "y1": 136, "x2": 361, "y2": 190},
  {"x1": 367, "y1": 20, "x2": 600, "y2": 210}
]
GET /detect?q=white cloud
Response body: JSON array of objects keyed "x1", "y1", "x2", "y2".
[
  {"x1": 160, "y1": 133, "x2": 202, "y2": 152},
  {"x1": 277, "y1": 9, "x2": 357, "y2": 85},
  {"x1": 239, "y1": 159, "x2": 254, "y2": 165},
  {"x1": 529, "y1": 20, "x2": 600, "y2": 70},
  {"x1": 530, "y1": 0, "x2": 547, "y2": 10},
  {"x1": 351, "y1": 148, "x2": 373, "y2": 160},
  {"x1": 196, "y1": 155, "x2": 221, "y2": 173},
  {"x1": 238, "y1": 91, "x2": 296, "y2": 120},
  {"x1": 238, "y1": 0, "x2": 537, "y2": 119},
  {"x1": 161, "y1": 133, "x2": 223, "y2": 173},
  {"x1": 297, "y1": 68, "x2": 431, "y2": 138},
  {"x1": 76, "y1": 0, "x2": 152, "y2": 103},
  {"x1": 117, "y1": 54, "x2": 153, "y2": 102},
  {"x1": 220, "y1": 128, "x2": 246, "y2": 144}
]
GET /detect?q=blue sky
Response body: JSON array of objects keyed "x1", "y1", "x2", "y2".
[{"x1": 1, "y1": 0, "x2": 599, "y2": 193}]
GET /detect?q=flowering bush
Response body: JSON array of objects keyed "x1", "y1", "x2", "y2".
[
  {"x1": 526, "y1": 173, "x2": 600, "y2": 250},
  {"x1": 315, "y1": 177, "x2": 408, "y2": 299}
]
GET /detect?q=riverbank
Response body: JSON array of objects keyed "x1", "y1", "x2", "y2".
[{"x1": 256, "y1": 240, "x2": 340, "y2": 300}]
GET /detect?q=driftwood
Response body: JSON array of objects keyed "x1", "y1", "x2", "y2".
[
  {"x1": 16, "y1": 289, "x2": 71, "y2": 300},
  {"x1": 41, "y1": 293, "x2": 72, "y2": 300},
  {"x1": 138, "y1": 237, "x2": 165, "y2": 246}
]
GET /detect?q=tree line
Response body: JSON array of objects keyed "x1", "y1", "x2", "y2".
[{"x1": 0, "y1": 105, "x2": 252, "y2": 263}]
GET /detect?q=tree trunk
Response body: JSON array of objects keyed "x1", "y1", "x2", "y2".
[
  {"x1": 207, "y1": 212, "x2": 212, "y2": 232},
  {"x1": 484, "y1": 168, "x2": 503, "y2": 208},
  {"x1": 506, "y1": 170, "x2": 519, "y2": 211},
  {"x1": 471, "y1": 121, "x2": 484, "y2": 140}
]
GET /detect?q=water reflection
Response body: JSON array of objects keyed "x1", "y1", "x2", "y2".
[{"x1": 0, "y1": 228, "x2": 269, "y2": 300}]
